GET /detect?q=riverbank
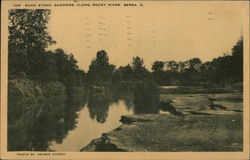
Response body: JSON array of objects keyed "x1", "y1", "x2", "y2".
[
  {"x1": 81, "y1": 113, "x2": 242, "y2": 151},
  {"x1": 8, "y1": 76, "x2": 87, "y2": 151},
  {"x1": 81, "y1": 91, "x2": 243, "y2": 152}
]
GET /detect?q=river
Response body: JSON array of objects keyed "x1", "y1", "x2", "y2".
[
  {"x1": 50, "y1": 100, "x2": 133, "y2": 151},
  {"x1": 8, "y1": 84, "x2": 161, "y2": 151}
]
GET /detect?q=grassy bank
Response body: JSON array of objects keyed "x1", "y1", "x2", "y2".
[
  {"x1": 82, "y1": 113, "x2": 242, "y2": 151},
  {"x1": 8, "y1": 76, "x2": 86, "y2": 151}
]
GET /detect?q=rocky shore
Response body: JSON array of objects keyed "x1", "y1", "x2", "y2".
[
  {"x1": 81, "y1": 113, "x2": 242, "y2": 151},
  {"x1": 81, "y1": 92, "x2": 243, "y2": 152}
]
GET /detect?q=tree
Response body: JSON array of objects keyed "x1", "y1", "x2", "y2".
[
  {"x1": 9, "y1": 9, "x2": 55, "y2": 49},
  {"x1": 200, "y1": 37, "x2": 243, "y2": 85},
  {"x1": 132, "y1": 56, "x2": 148, "y2": 79},
  {"x1": 132, "y1": 56, "x2": 144, "y2": 71},
  {"x1": 116, "y1": 64, "x2": 133, "y2": 80},
  {"x1": 187, "y1": 58, "x2": 202, "y2": 72},
  {"x1": 8, "y1": 9, "x2": 55, "y2": 76},
  {"x1": 96, "y1": 50, "x2": 109, "y2": 66},
  {"x1": 152, "y1": 61, "x2": 164, "y2": 73},
  {"x1": 231, "y1": 37, "x2": 243, "y2": 82},
  {"x1": 88, "y1": 50, "x2": 115, "y2": 85},
  {"x1": 180, "y1": 58, "x2": 202, "y2": 85},
  {"x1": 152, "y1": 61, "x2": 167, "y2": 85},
  {"x1": 51, "y1": 48, "x2": 80, "y2": 86},
  {"x1": 232, "y1": 36, "x2": 243, "y2": 57},
  {"x1": 165, "y1": 61, "x2": 179, "y2": 72}
]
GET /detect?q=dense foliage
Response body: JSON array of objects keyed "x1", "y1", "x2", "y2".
[
  {"x1": 8, "y1": 9, "x2": 86, "y2": 151},
  {"x1": 87, "y1": 36, "x2": 243, "y2": 88},
  {"x1": 9, "y1": 9, "x2": 243, "y2": 90},
  {"x1": 8, "y1": 9, "x2": 84, "y2": 87},
  {"x1": 151, "y1": 38, "x2": 243, "y2": 86}
]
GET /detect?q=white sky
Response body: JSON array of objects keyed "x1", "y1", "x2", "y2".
[{"x1": 47, "y1": 1, "x2": 246, "y2": 71}]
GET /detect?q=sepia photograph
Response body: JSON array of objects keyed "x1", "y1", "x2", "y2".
[{"x1": 1, "y1": 0, "x2": 249, "y2": 159}]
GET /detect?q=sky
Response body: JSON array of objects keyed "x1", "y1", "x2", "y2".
[{"x1": 47, "y1": 1, "x2": 246, "y2": 71}]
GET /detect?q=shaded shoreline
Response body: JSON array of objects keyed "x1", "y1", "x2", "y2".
[{"x1": 81, "y1": 113, "x2": 243, "y2": 152}]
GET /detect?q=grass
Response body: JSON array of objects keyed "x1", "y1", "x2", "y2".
[{"x1": 107, "y1": 114, "x2": 243, "y2": 151}]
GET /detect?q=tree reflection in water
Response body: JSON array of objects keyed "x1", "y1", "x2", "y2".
[
  {"x1": 8, "y1": 87, "x2": 87, "y2": 151},
  {"x1": 87, "y1": 82, "x2": 160, "y2": 124},
  {"x1": 87, "y1": 93, "x2": 111, "y2": 123},
  {"x1": 8, "y1": 82, "x2": 160, "y2": 151},
  {"x1": 87, "y1": 88, "x2": 119, "y2": 123}
]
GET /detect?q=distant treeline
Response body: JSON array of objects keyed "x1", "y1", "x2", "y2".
[
  {"x1": 85, "y1": 37, "x2": 243, "y2": 88},
  {"x1": 151, "y1": 37, "x2": 243, "y2": 86},
  {"x1": 9, "y1": 9, "x2": 243, "y2": 89}
]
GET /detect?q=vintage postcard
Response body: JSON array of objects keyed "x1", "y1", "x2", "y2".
[{"x1": 1, "y1": 0, "x2": 249, "y2": 159}]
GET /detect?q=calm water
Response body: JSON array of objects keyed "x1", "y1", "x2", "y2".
[
  {"x1": 8, "y1": 84, "x2": 161, "y2": 151},
  {"x1": 50, "y1": 100, "x2": 133, "y2": 151}
]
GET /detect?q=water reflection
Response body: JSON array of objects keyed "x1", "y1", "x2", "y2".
[
  {"x1": 8, "y1": 87, "x2": 87, "y2": 151},
  {"x1": 8, "y1": 84, "x2": 160, "y2": 151},
  {"x1": 87, "y1": 89, "x2": 119, "y2": 123},
  {"x1": 50, "y1": 100, "x2": 133, "y2": 151}
]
